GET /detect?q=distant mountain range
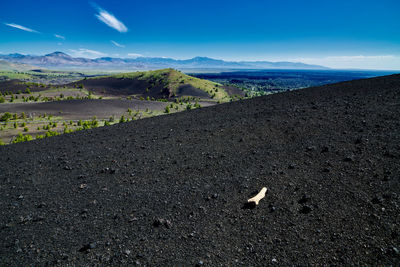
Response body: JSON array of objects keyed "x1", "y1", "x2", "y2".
[
  {"x1": 0, "y1": 52, "x2": 328, "y2": 71},
  {"x1": 0, "y1": 60, "x2": 41, "y2": 72}
]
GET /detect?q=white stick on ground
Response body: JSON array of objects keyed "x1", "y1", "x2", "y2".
[{"x1": 248, "y1": 187, "x2": 267, "y2": 205}]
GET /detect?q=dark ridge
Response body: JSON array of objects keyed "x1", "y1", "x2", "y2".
[
  {"x1": 177, "y1": 84, "x2": 211, "y2": 99},
  {"x1": 0, "y1": 74, "x2": 399, "y2": 265},
  {"x1": 70, "y1": 76, "x2": 167, "y2": 97},
  {"x1": 0, "y1": 80, "x2": 49, "y2": 93}
]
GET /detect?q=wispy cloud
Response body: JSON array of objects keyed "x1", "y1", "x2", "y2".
[
  {"x1": 54, "y1": 34, "x2": 65, "y2": 40},
  {"x1": 127, "y1": 53, "x2": 143, "y2": 58},
  {"x1": 68, "y1": 48, "x2": 108, "y2": 59},
  {"x1": 4, "y1": 23, "x2": 39, "y2": 33},
  {"x1": 92, "y1": 4, "x2": 128, "y2": 33},
  {"x1": 111, "y1": 40, "x2": 125, "y2": 48}
]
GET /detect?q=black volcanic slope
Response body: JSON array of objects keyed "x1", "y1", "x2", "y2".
[{"x1": 1, "y1": 74, "x2": 399, "y2": 265}]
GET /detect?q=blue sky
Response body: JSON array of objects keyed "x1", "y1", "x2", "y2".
[{"x1": 1, "y1": 0, "x2": 399, "y2": 69}]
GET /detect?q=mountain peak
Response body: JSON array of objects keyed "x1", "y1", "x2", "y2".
[
  {"x1": 45, "y1": 51, "x2": 71, "y2": 58},
  {"x1": 191, "y1": 56, "x2": 217, "y2": 61}
]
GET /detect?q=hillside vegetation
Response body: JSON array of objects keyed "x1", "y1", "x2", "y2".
[{"x1": 82, "y1": 68, "x2": 231, "y2": 101}]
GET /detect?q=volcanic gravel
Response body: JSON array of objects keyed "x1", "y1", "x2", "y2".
[
  {"x1": 0, "y1": 74, "x2": 399, "y2": 265},
  {"x1": 0, "y1": 99, "x2": 169, "y2": 120}
]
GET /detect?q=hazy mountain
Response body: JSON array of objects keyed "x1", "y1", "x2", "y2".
[
  {"x1": 0, "y1": 60, "x2": 41, "y2": 72},
  {"x1": 0, "y1": 52, "x2": 328, "y2": 70}
]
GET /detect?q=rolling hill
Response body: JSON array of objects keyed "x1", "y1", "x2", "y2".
[
  {"x1": 0, "y1": 74, "x2": 399, "y2": 265},
  {"x1": 71, "y1": 68, "x2": 244, "y2": 100}
]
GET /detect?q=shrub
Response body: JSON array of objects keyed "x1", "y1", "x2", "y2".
[
  {"x1": 91, "y1": 118, "x2": 98, "y2": 128},
  {"x1": 64, "y1": 126, "x2": 73, "y2": 134},
  {"x1": 0, "y1": 139, "x2": 5, "y2": 145},
  {"x1": 0, "y1": 97, "x2": 5, "y2": 103},
  {"x1": 0, "y1": 112, "x2": 12, "y2": 122},
  {"x1": 164, "y1": 106, "x2": 170, "y2": 113},
  {"x1": 12, "y1": 133, "x2": 33, "y2": 143},
  {"x1": 23, "y1": 127, "x2": 29, "y2": 132},
  {"x1": 45, "y1": 130, "x2": 59, "y2": 137},
  {"x1": 25, "y1": 88, "x2": 31, "y2": 94},
  {"x1": 119, "y1": 115, "x2": 126, "y2": 123}
]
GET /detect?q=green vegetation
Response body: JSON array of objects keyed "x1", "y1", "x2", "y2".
[
  {"x1": 95, "y1": 68, "x2": 230, "y2": 101},
  {"x1": 12, "y1": 133, "x2": 33, "y2": 144},
  {"x1": 0, "y1": 69, "x2": 249, "y2": 145},
  {"x1": 0, "y1": 112, "x2": 13, "y2": 122}
]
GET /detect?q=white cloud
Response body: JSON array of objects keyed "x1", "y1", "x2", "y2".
[
  {"x1": 54, "y1": 34, "x2": 65, "y2": 40},
  {"x1": 4, "y1": 23, "x2": 39, "y2": 33},
  {"x1": 111, "y1": 40, "x2": 125, "y2": 48},
  {"x1": 289, "y1": 55, "x2": 400, "y2": 70},
  {"x1": 94, "y1": 5, "x2": 128, "y2": 33},
  {"x1": 68, "y1": 48, "x2": 108, "y2": 59},
  {"x1": 127, "y1": 53, "x2": 143, "y2": 58}
]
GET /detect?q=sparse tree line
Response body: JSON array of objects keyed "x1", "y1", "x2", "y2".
[
  {"x1": 0, "y1": 109, "x2": 158, "y2": 145},
  {"x1": 0, "y1": 89, "x2": 100, "y2": 103}
]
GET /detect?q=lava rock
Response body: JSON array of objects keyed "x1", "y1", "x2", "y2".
[{"x1": 299, "y1": 205, "x2": 313, "y2": 214}]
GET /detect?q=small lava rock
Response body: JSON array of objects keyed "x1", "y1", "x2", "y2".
[{"x1": 299, "y1": 205, "x2": 313, "y2": 214}]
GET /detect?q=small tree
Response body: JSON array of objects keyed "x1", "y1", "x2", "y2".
[{"x1": 0, "y1": 112, "x2": 12, "y2": 122}]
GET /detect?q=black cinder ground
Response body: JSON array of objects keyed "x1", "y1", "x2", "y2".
[{"x1": 1, "y1": 74, "x2": 399, "y2": 265}]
